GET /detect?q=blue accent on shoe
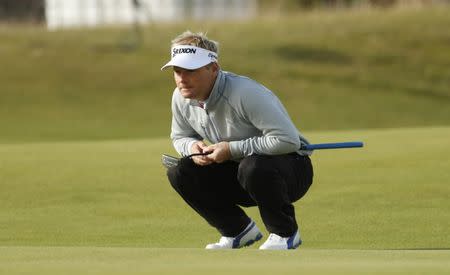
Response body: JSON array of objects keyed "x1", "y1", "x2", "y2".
[
  {"x1": 243, "y1": 232, "x2": 263, "y2": 247},
  {"x1": 232, "y1": 221, "x2": 257, "y2": 248},
  {"x1": 287, "y1": 231, "x2": 302, "y2": 249}
]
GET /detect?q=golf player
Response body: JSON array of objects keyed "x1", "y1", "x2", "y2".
[{"x1": 162, "y1": 31, "x2": 314, "y2": 250}]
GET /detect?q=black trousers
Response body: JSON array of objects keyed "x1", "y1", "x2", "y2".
[{"x1": 167, "y1": 153, "x2": 313, "y2": 237}]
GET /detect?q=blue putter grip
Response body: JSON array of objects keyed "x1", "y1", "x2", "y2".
[{"x1": 303, "y1": 142, "x2": 364, "y2": 150}]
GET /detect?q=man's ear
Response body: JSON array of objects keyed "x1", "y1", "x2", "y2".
[{"x1": 211, "y1": 62, "x2": 220, "y2": 72}]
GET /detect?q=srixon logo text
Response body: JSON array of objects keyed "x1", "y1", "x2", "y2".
[
  {"x1": 172, "y1": 48, "x2": 197, "y2": 57},
  {"x1": 208, "y1": 53, "x2": 217, "y2": 59}
]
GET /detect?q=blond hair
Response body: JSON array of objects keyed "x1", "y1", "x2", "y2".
[{"x1": 171, "y1": 31, "x2": 219, "y2": 54}]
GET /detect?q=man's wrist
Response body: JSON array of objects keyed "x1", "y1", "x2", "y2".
[
  {"x1": 228, "y1": 141, "x2": 243, "y2": 159},
  {"x1": 188, "y1": 140, "x2": 200, "y2": 155}
]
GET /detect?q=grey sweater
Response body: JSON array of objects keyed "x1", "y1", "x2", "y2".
[{"x1": 170, "y1": 70, "x2": 311, "y2": 159}]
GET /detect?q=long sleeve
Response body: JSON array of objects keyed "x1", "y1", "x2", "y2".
[
  {"x1": 170, "y1": 90, "x2": 202, "y2": 156},
  {"x1": 228, "y1": 85, "x2": 301, "y2": 159}
]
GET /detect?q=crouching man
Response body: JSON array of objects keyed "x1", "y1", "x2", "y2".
[{"x1": 161, "y1": 31, "x2": 313, "y2": 250}]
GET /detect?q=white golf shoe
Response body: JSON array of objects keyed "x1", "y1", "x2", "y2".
[
  {"x1": 259, "y1": 231, "x2": 302, "y2": 250},
  {"x1": 205, "y1": 221, "x2": 263, "y2": 249}
]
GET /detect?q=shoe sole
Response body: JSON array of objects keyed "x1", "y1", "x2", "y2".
[
  {"x1": 241, "y1": 232, "x2": 263, "y2": 248},
  {"x1": 289, "y1": 239, "x2": 302, "y2": 249}
]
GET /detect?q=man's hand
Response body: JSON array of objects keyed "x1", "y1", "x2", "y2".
[
  {"x1": 190, "y1": 141, "x2": 214, "y2": 166},
  {"x1": 190, "y1": 141, "x2": 232, "y2": 165},
  {"x1": 204, "y1": 142, "x2": 231, "y2": 163}
]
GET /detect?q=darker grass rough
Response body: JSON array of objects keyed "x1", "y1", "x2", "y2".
[{"x1": 0, "y1": 7, "x2": 449, "y2": 143}]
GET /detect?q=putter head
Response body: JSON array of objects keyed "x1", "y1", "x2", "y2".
[{"x1": 161, "y1": 154, "x2": 180, "y2": 169}]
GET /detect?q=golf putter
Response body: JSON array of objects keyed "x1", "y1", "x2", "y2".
[
  {"x1": 161, "y1": 154, "x2": 180, "y2": 169},
  {"x1": 161, "y1": 152, "x2": 211, "y2": 169},
  {"x1": 162, "y1": 141, "x2": 363, "y2": 169}
]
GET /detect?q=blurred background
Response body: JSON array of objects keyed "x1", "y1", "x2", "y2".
[{"x1": 0, "y1": 0, "x2": 449, "y2": 142}]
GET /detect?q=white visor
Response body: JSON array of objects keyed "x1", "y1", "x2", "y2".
[{"x1": 161, "y1": 45, "x2": 218, "y2": 70}]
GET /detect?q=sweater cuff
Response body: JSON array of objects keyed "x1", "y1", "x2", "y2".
[{"x1": 229, "y1": 141, "x2": 244, "y2": 159}]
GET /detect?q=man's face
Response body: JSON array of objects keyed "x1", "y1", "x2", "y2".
[{"x1": 173, "y1": 63, "x2": 218, "y2": 101}]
